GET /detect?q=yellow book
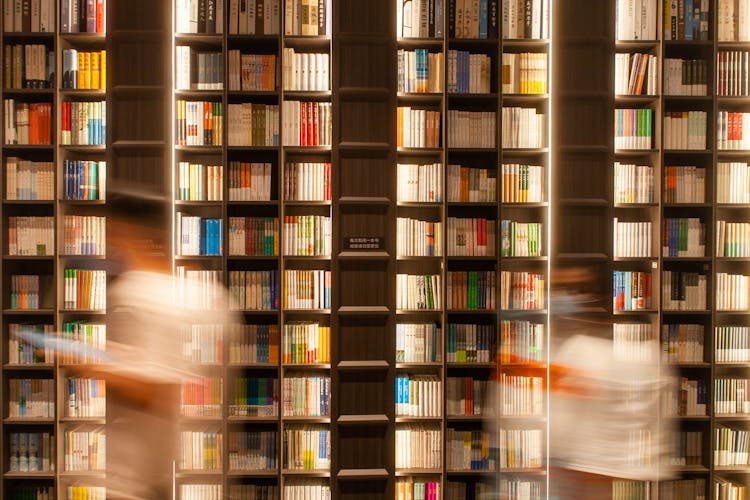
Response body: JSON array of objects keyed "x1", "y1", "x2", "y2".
[
  {"x1": 90, "y1": 52, "x2": 100, "y2": 90},
  {"x1": 85, "y1": 52, "x2": 92, "y2": 89},
  {"x1": 77, "y1": 52, "x2": 85, "y2": 89},
  {"x1": 100, "y1": 50, "x2": 106, "y2": 89}
]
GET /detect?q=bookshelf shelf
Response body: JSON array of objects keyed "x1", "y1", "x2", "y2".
[
  {"x1": 336, "y1": 305, "x2": 390, "y2": 314},
  {"x1": 395, "y1": 469, "x2": 441, "y2": 477},
  {"x1": 396, "y1": 38, "x2": 443, "y2": 48},
  {"x1": 4, "y1": 472, "x2": 56, "y2": 479},
  {"x1": 337, "y1": 469, "x2": 389, "y2": 480},
  {"x1": 336, "y1": 360, "x2": 390, "y2": 370},
  {"x1": 281, "y1": 470, "x2": 331, "y2": 477},
  {"x1": 226, "y1": 470, "x2": 279, "y2": 478},
  {"x1": 3, "y1": 200, "x2": 55, "y2": 205},
  {"x1": 336, "y1": 251, "x2": 390, "y2": 260},
  {"x1": 59, "y1": 89, "x2": 107, "y2": 97},
  {"x1": 2, "y1": 309, "x2": 55, "y2": 316},
  {"x1": 445, "y1": 469, "x2": 495, "y2": 476},
  {"x1": 3, "y1": 417, "x2": 55, "y2": 424},
  {"x1": 3, "y1": 364, "x2": 55, "y2": 371},
  {"x1": 2, "y1": 88, "x2": 55, "y2": 96},
  {"x1": 394, "y1": 416, "x2": 442, "y2": 423},
  {"x1": 2, "y1": 255, "x2": 55, "y2": 261},
  {"x1": 446, "y1": 363, "x2": 495, "y2": 369},
  {"x1": 336, "y1": 415, "x2": 389, "y2": 425}
]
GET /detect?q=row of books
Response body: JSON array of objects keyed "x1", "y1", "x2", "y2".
[
  {"x1": 497, "y1": 374, "x2": 544, "y2": 416},
  {"x1": 230, "y1": 377, "x2": 277, "y2": 417},
  {"x1": 397, "y1": 274, "x2": 442, "y2": 310},
  {"x1": 664, "y1": 58, "x2": 708, "y2": 96},
  {"x1": 10, "y1": 274, "x2": 50, "y2": 310},
  {"x1": 8, "y1": 324, "x2": 55, "y2": 364},
  {"x1": 396, "y1": 375, "x2": 442, "y2": 417},
  {"x1": 180, "y1": 324, "x2": 223, "y2": 364},
  {"x1": 64, "y1": 429, "x2": 105, "y2": 471},
  {"x1": 282, "y1": 269, "x2": 331, "y2": 309},
  {"x1": 2, "y1": 0, "x2": 55, "y2": 32},
  {"x1": 716, "y1": 326, "x2": 750, "y2": 363},
  {"x1": 228, "y1": 430, "x2": 277, "y2": 470},
  {"x1": 614, "y1": 480, "x2": 650, "y2": 500},
  {"x1": 499, "y1": 271, "x2": 545, "y2": 310},
  {"x1": 177, "y1": 162, "x2": 223, "y2": 201},
  {"x1": 663, "y1": 165, "x2": 704, "y2": 204},
  {"x1": 3, "y1": 100, "x2": 52, "y2": 145},
  {"x1": 615, "y1": 52, "x2": 657, "y2": 95},
  {"x1": 60, "y1": 100, "x2": 105, "y2": 146},
  {"x1": 283, "y1": 426, "x2": 330, "y2": 470},
  {"x1": 176, "y1": 268, "x2": 224, "y2": 309},
  {"x1": 503, "y1": 52, "x2": 547, "y2": 94},
  {"x1": 613, "y1": 323, "x2": 655, "y2": 363},
  {"x1": 395, "y1": 425, "x2": 441, "y2": 469},
  {"x1": 397, "y1": 107, "x2": 441, "y2": 148},
  {"x1": 665, "y1": 376, "x2": 707, "y2": 416},
  {"x1": 397, "y1": 217, "x2": 442, "y2": 257},
  {"x1": 447, "y1": 164, "x2": 492, "y2": 202},
  {"x1": 614, "y1": 108, "x2": 653, "y2": 150},
  {"x1": 498, "y1": 428, "x2": 543, "y2": 469},
  {"x1": 716, "y1": 220, "x2": 750, "y2": 257},
  {"x1": 500, "y1": 220, "x2": 542, "y2": 257},
  {"x1": 283, "y1": 0, "x2": 331, "y2": 36},
  {"x1": 228, "y1": 216, "x2": 278, "y2": 256},
  {"x1": 447, "y1": 217, "x2": 495, "y2": 256},
  {"x1": 176, "y1": 47, "x2": 223, "y2": 91},
  {"x1": 176, "y1": 100, "x2": 223, "y2": 146},
  {"x1": 283, "y1": 322, "x2": 329, "y2": 364},
  {"x1": 397, "y1": 0, "x2": 445, "y2": 39},
  {"x1": 717, "y1": 162, "x2": 750, "y2": 203},
  {"x1": 446, "y1": 270, "x2": 495, "y2": 310},
  {"x1": 501, "y1": 0, "x2": 549, "y2": 40},
  {"x1": 446, "y1": 429, "x2": 494, "y2": 470},
  {"x1": 282, "y1": 49, "x2": 330, "y2": 91},
  {"x1": 63, "y1": 269, "x2": 106, "y2": 310},
  {"x1": 60, "y1": 0, "x2": 105, "y2": 33},
  {"x1": 284, "y1": 161, "x2": 331, "y2": 200},
  {"x1": 62, "y1": 215, "x2": 106, "y2": 256},
  {"x1": 664, "y1": 110, "x2": 707, "y2": 150},
  {"x1": 446, "y1": 376, "x2": 488, "y2": 415},
  {"x1": 716, "y1": 272, "x2": 749, "y2": 311},
  {"x1": 67, "y1": 487, "x2": 104, "y2": 500},
  {"x1": 665, "y1": 0, "x2": 710, "y2": 40},
  {"x1": 4, "y1": 44, "x2": 54, "y2": 89},
  {"x1": 8, "y1": 432, "x2": 54, "y2": 472},
  {"x1": 613, "y1": 270, "x2": 653, "y2": 311},
  {"x1": 718, "y1": 0, "x2": 750, "y2": 41},
  {"x1": 5, "y1": 158, "x2": 53, "y2": 200},
  {"x1": 176, "y1": 0, "x2": 224, "y2": 34},
  {"x1": 67, "y1": 377, "x2": 105, "y2": 418},
  {"x1": 282, "y1": 100, "x2": 331, "y2": 146},
  {"x1": 7, "y1": 216, "x2": 53, "y2": 256},
  {"x1": 283, "y1": 214, "x2": 331, "y2": 256},
  {"x1": 715, "y1": 425, "x2": 750, "y2": 466},
  {"x1": 662, "y1": 217, "x2": 705, "y2": 257},
  {"x1": 717, "y1": 50, "x2": 748, "y2": 96},
  {"x1": 226, "y1": 103, "x2": 278, "y2": 146},
  {"x1": 227, "y1": 324, "x2": 279, "y2": 364},
  {"x1": 501, "y1": 107, "x2": 546, "y2": 148},
  {"x1": 58, "y1": 321, "x2": 105, "y2": 364},
  {"x1": 447, "y1": 110, "x2": 496, "y2": 148},
  {"x1": 228, "y1": 270, "x2": 279, "y2": 310},
  {"x1": 716, "y1": 378, "x2": 750, "y2": 415},
  {"x1": 713, "y1": 479, "x2": 745, "y2": 500},
  {"x1": 501, "y1": 163, "x2": 544, "y2": 203},
  {"x1": 62, "y1": 159, "x2": 104, "y2": 201},
  {"x1": 498, "y1": 319, "x2": 544, "y2": 363},
  {"x1": 61, "y1": 49, "x2": 106, "y2": 90},
  {"x1": 661, "y1": 323, "x2": 704, "y2": 364},
  {"x1": 8, "y1": 378, "x2": 54, "y2": 418},
  {"x1": 616, "y1": 0, "x2": 657, "y2": 40},
  {"x1": 718, "y1": 111, "x2": 750, "y2": 150},
  {"x1": 662, "y1": 271, "x2": 706, "y2": 311},
  {"x1": 228, "y1": 161, "x2": 272, "y2": 201},
  {"x1": 176, "y1": 214, "x2": 223, "y2": 256},
  {"x1": 398, "y1": 49, "x2": 444, "y2": 94},
  {"x1": 180, "y1": 377, "x2": 222, "y2": 417},
  {"x1": 227, "y1": 51, "x2": 275, "y2": 91},
  {"x1": 450, "y1": 50, "x2": 491, "y2": 95},
  {"x1": 669, "y1": 430, "x2": 703, "y2": 466},
  {"x1": 614, "y1": 162, "x2": 654, "y2": 204},
  {"x1": 180, "y1": 430, "x2": 222, "y2": 470},
  {"x1": 397, "y1": 323, "x2": 441, "y2": 363},
  {"x1": 396, "y1": 480, "x2": 440, "y2": 500}
]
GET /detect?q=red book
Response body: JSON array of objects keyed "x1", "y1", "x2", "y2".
[
  {"x1": 324, "y1": 162, "x2": 331, "y2": 200},
  {"x1": 312, "y1": 102, "x2": 319, "y2": 146},
  {"x1": 307, "y1": 102, "x2": 314, "y2": 146},
  {"x1": 96, "y1": 0, "x2": 104, "y2": 33},
  {"x1": 300, "y1": 102, "x2": 307, "y2": 146}
]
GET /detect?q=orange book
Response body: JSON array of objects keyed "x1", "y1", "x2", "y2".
[{"x1": 397, "y1": 107, "x2": 403, "y2": 147}]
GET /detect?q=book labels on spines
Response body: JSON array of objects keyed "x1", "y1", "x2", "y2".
[
  {"x1": 616, "y1": 0, "x2": 657, "y2": 40},
  {"x1": 228, "y1": 161, "x2": 272, "y2": 201},
  {"x1": 449, "y1": 0, "x2": 501, "y2": 39},
  {"x1": 718, "y1": 50, "x2": 749, "y2": 97},
  {"x1": 451, "y1": 50, "x2": 493, "y2": 94},
  {"x1": 447, "y1": 218, "x2": 496, "y2": 256},
  {"x1": 283, "y1": 426, "x2": 330, "y2": 470},
  {"x1": 63, "y1": 269, "x2": 106, "y2": 310},
  {"x1": 500, "y1": 271, "x2": 544, "y2": 310},
  {"x1": 284, "y1": 162, "x2": 331, "y2": 200},
  {"x1": 399, "y1": 163, "x2": 443, "y2": 202},
  {"x1": 397, "y1": 480, "x2": 441, "y2": 500},
  {"x1": 396, "y1": 375, "x2": 442, "y2": 417},
  {"x1": 62, "y1": 215, "x2": 106, "y2": 256},
  {"x1": 8, "y1": 432, "x2": 55, "y2": 472},
  {"x1": 447, "y1": 110, "x2": 496, "y2": 148},
  {"x1": 399, "y1": 49, "x2": 444, "y2": 94},
  {"x1": 614, "y1": 108, "x2": 653, "y2": 150},
  {"x1": 227, "y1": 103, "x2": 279, "y2": 146},
  {"x1": 447, "y1": 271, "x2": 496, "y2": 310},
  {"x1": 446, "y1": 323, "x2": 495, "y2": 362},
  {"x1": 612, "y1": 270, "x2": 653, "y2": 311},
  {"x1": 614, "y1": 162, "x2": 654, "y2": 204},
  {"x1": 228, "y1": 216, "x2": 279, "y2": 256},
  {"x1": 62, "y1": 49, "x2": 106, "y2": 90},
  {"x1": 7, "y1": 216, "x2": 54, "y2": 255},
  {"x1": 4, "y1": 44, "x2": 55, "y2": 89},
  {"x1": 613, "y1": 323, "x2": 658, "y2": 363},
  {"x1": 717, "y1": 111, "x2": 750, "y2": 150},
  {"x1": 717, "y1": 162, "x2": 750, "y2": 203},
  {"x1": 176, "y1": 100, "x2": 224, "y2": 146},
  {"x1": 502, "y1": 53, "x2": 547, "y2": 95},
  {"x1": 228, "y1": 431, "x2": 277, "y2": 470},
  {"x1": 713, "y1": 479, "x2": 745, "y2": 500},
  {"x1": 176, "y1": 47, "x2": 224, "y2": 91},
  {"x1": 283, "y1": 322, "x2": 329, "y2": 363},
  {"x1": 661, "y1": 270, "x2": 707, "y2": 310},
  {"x1": 180, "y1": 430, "x2": 222, "y2": 470},
  {"x1": 282, "y1": 375, "x2": 330, "y2": 416},
  {"x1": 614, "y1": 53, "x2": 658, "y2": 96},
  {"x1": 716, "y1": 221, "x2": 750, "y2": 257},
  {"x1": 282, "y1": 101, "x2": 331, "y2": 146},
  {"x1": 228, "y1": 270, "x2": 280, "y2": 310},
  {"x1": 397, "y1": 274, "x2": 442, "y2": 310},
  {"x1": 180, "y1": 376, "x2": 223, "y2": 417},
  {"x1": 64, "y1": 428, "x2": 106, "y2": 471},
  {"x1": 178, "y1": 162, "x2": 223, "y2": 201},
  {"x1": 501, "y1": 0, "x2": 548, "y2": 39},
  {"x1": 2, "y1": 0, "x2": 54, "y2": 32},
  {"x1": 60, "y1": 101, "x2": 106, "y2": 146},
  {"x1": 446, "y1": 428, "x2": 495, "y2": 470},
  {"x1": 499, "y1": 320, "x2": 544, "y2": 363},
  {"x1": 229, "y1": 377, "x2": 278, "y2": 416},
  {"x1": 180, "y1": 485, "x2": 223, "y2": 500},
  {"x1": 8, "y1": 378, "x2": 55, "y2": 417},
  {"x1": 282, "y1": 49, "x2": 330, "y2": 91},
  {"x1": 501, "y1": 107, "x2": 546, "y2": 148},
  {"x1": 395, "y1": 425, "x2": 441, "y2": 469},
  {"x1": 59, "y1": 0, "x2": 106, "y2": 33},
  {"x1": 281, "y1": 0, "x2": 331, "y2": 35},
  {"x1": 664, "y1": 111, "x2": 707, "y2": 150},
  {"x1": 665, "y1": 0, "x2": 709, "y2": 40},
  {"x1": 5, "y1": 158, "x2": 54, "y2": 200},
  {"x1": 498, "y1": 428, "x2": 543, "y2": 469},
  {"x1": 398, "y1": 0, "x2": 446, "y2": 38},
  {"x1": 227, "y1": 324, "x2": 279, "y2": 364},
  {"x1": 177, "y1": 0, "x2": 225, "y2": 34},
  {"x1": 283, "y1": 215, "x2": 331, "y2": 256},
  {"x1": 227, "y1": 51, "x2": 276, "y2": 91},
  {"x1": 663, "y1": 165, "x2": 704, "y2": 204},
  {"x1": 662, "y1": 218, "x2": 706, "y2": 257},
  {"x1": 8, "y1": 324, "x2": 55, "y2": 364},
  {"x1": 282, "y1": 270, "x2": 331, "y2": 309},
  {"x1": 65, "y1": 377, "x2": 106, "y2": 417},
  {"x1": 612, "y1": 219, "x2": 652, "y2": 258},
  {"x1": 664, "y1": 58, "x2": 708, "y2": 96},
  {"x1": 718, "y1": 0, "x2": 750, "y2": 41},
  {"x1": 397, "y1": 323, "x2": 442, "y2": 363},
  {"x1": 3, "y1": 99, "x2": 52, "y2": 145},
  {"x1": 397, "y1": 217, "x2": 443, "y2": 257},
  {"x1": 397, "y1": 107, "x2": 441, "y2": 148},
  {"x1": 63, "y1": 159, "x2": 106, "y2": 200},
  {"x1": 500, "y1": 220, "x2": 542, "y2": 257}
]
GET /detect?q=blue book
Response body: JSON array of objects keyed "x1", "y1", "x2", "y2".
[
  {"x1": 685, "y1": 0, "x2": 693, "y2": 40},
  {"x1": 479, "y1": 0, "x2": 488, "y2": 38}
]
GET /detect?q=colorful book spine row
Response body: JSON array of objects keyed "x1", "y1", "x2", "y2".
[
  {"x1": 663, "y1": 270, "x2": 706, "y2": 310},
  {"x1": 67, "y1": 486, "x2": 103, "y2": 500},
  {"x1": 711, "y1": 377, "x2": 736, "y2": 413},
  {"x1": 5, "y1": 157, "x2": 54, "y2": 200},
  {"x1": 664, "y1": 58, "x2": 707, "y2": 96},
  {"x1": 446, "y1": 428, "x2": 495, "y2": 470},
  {"x1": 175, "y1": 268, "x2": 224, "y2": 309},
  {"x1": 397, "y1": 0, "x2": 445, "y2": 38},
  {"x1": 612, "y1": 270, "x2": 653, "y2": 311},
  {"x1": 399, "y1": 49, "x2": 444, "y2": 94},
  {"x1": 228, "y1": 161, "x2": 273, "y2": 201},
  {"x1": 398, "y1": 217, "x2": 443, "y2": 257},
  {"x1": 614, "y1": 162, "x2": 654, "y2": 204},
  {"x1": 716, "y1": 273, "x2": 749, "y2": 311},
  {"x1": 283, "y1": 0, "x2": 332, "y2": 35},
  {"x1": 60, "y1": 101, "x2": 105, "y2": 145},
  {"x1": 181, "y1": 376, "x2": 222, "y2": 417},
  {"x1": 498, "y1": 480, "x2": 542, "y2": 500},
  {"x1": 502, "y1": 107, "x2": 546, "y2": 148},
  {"x1": 282, "y1": 375, "x2": 330, "y2": 416},
  {"x1": 228, "y1": 431, "x2": 277, "y2": 471},
  {"x1": 9, "y1": 432, "x2": 54, "y2": 472},
  {"x1": 180, "y1": 324, "x2": 222, "y2": 364},
  {"x1": 500, "y1": 271, "x2": 545, "y2": 310},
  {"x1": 176, "y1": 214, "x2": 223, "y2": 256},
  {"x1": 61, "y1": 49, "x2": 106, "y2": 90},
  {"x1": 10, "y1": 274, "x2": 46, "y2": 310},
  {"x1": 397, "y1": 323, "x2": 442, "y2": 363},
  {"x1": 228, "y1": 270, "x2": 280, "y2": 311},
  {"x1": 283, "y1": 215, "x2": 331, "y2": 256},
  {"x1": 716, "y1": 221, "x2": 749, "y2": 257},
  {"x1": 66, "y1": 377, "x2": 105, "y2": 418},
  {"x1": 59, "y1": 322, "x2": 105, "y2": 364},
  {"x1": 664, "y1": 165, "x2": 704, "y2": 204},
  {"x1": 8, "y1": 324, "x2": 54, "y2": 365},
  {"x1": 615, "y1": 53, "x2": 657, "y2": 95},
  {"x1": 718, "y1": 0, "x2": 750, "y2": 41},
  {"x1": 664, "y1": 111, "x2": 707, "y2": 150},
  {"x1": 176, "y1": 0, "x2": 225, "y2": 34},
  {"x1": 282, "y1": 269, "x2": 331, "y2": 309},
  {"x1": 446, "y1": 323, "x2": 494, "y2": 363},
  {"x1": 227, "y1": 323, "x2": 279, "y2": 364},
  {"x1": 3, "y1": 100, "x2": 52, "y2": 145},
  {"x1": 718, "y1": 51, "x2": 749, "y2": 96},
  {"x1": 180, "y1": 430, "x2": 222, "y2": 470},
  {"x1": 282, "y1": 101, "x2": 331, "y2": 146},
  {"x1": 718, "y1": 162, "x2": 750, "y2": 203},
  {"x1": 397, "y1": 480, "x2": 441, "y2": 500},
  {"x1": 283, "y1": 426, "x2": 330, "y2": 470},
  {"x1": 283, "y1": 49, "x2": 330, "y2": 91},
  {"x1": 448, "y1": 110, "x2": 496, "y2": 148},
  {"x1": 63, "y1": 269, "x2": 106, "y2": 310},
  {"x1": 446, "y1": 164, "x2": 495, "y2": 202},
  {"x1": 501, "y1": 163, "x2": 544, "y2": 203},
  {"x1": 499, "y1": 428, "x2": 543, "y2": 469},
  {"x1": 4, "y1": 44, "x2": 54, "y2": 89},
  {"x1": 176, "y1": 100, "x2": 223, "y2": 146},
  {"x1": 447, "y1": 270, "x2": 495, "y2": 310},
  {"x1": 662, "y1": 218, "x2": 705, "y2": 257},
  {"x1": 2, "y1": 0, "x2": 55, "y2": 32},
  {"x1": 283, "y1": 322, "x2": 330, "y2": 364},
  {"x1": 665, "y1": 0, "x2": 709, "y2": 40},
  {"x1": 227, "y1": 103, "x2": 279, "y2": 146},
  {"x1": 8, "y1": 378, "x2": 54, "y2": 418},
  {"x1": 180, "y1": 485, "x2": 220, "y2": 500},
  {"x1": 447, "y1": 218, "x2": 495, "y2": 256},
  {"x1": 665, "y1": 376, "x2": 707, "y2": 416},
  {"x1": 228, "y1": 216, "x2": 278, "y2": 256},
  {"x1": 64, "y1": 429, "x2": 105, "y2": 471},
  {"x1": 716, "y1": 326, "x2": 750, "y2": 364},
  {"x1": 63, "y1": 215, "x2": 105, "y2": 256},
  {"x1": 715, "y1": 426, "x2": 750, "y2": 466},
  {"x1": 659, "y1": 479, "x2": 704, "y2": 499},
  {"x1": 616, "y1": 0, "x2": 657, "y2": 40},
  {"x1": 661, "y1": 323, "x2": 704, "y2": 364},
  {"x1": 227, "y1": 51, "x2": 276, "y2": 92},
  {"x1": 446, "y1": 376, "x2": 489, "y2": 416},
  {"x1": 670, "y1": 431, "x2": 703, "y2": 466},
  {"x1": 614, "y1": 108, "x2": 653, "y2": 150},
  {"x1": 498, "y1": 374, "x2": 544, "y2": 416},
  {"x1": 63, "y1": 159, "x2": 106, "y2": 200},
  {"x1": 178, "y1": 162, "x2": 223, "y2": 201},
  {"x1": 713, "y1": 479, "x2": 744, "y2": 500},
  {"x1": 230, "y1": 377, "x2": 278, "y2": 417},
  {"x1": 7, "y1": 216, "x2": 53, "y2": 256},
  {"x1": 396, "y1": 375, "x2": 442, "y2": 417},
  {"x1": 499, "y1": 320, "x2": 545, "y2": 363},
  {"x1": 397, "y1": 274, "x2": 442, "y2": 310},
  {"x1": 501, "y1": 0, "x2": 549, "y2": 39},
  {"x1": 500, "y1": 220, "x2": 542, "y2": 257},
  {"x1": 503, "y1": 52, "x2": 547, "y2": 94},
  {"x1": 284, "y1": 162, "x2": 331, "y2": 201},
  {"x1": 397, "y1": 107, "x2": 441, "y2": 148},
  {"x1": 280, "y1": 483, "x2": 326, "y2": 499},
  {"x1": 176, "y1": 47, "x2": 223, "y2": 91},
  {"x1": 60, "y1": 0, "x2": 106, "y2": 33},
  {"x1": 448, "y1": 50, "x2": 489, "y2": 94},
  {"x1": 395, "y1": 425, "x2": 441, "y2": 469},
  {"x1": 399, "y1": 162, "x2": 444, "y2": 203},
  {"x1": 718, "y1": 111, "x2": 750, "y2": 150}
]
